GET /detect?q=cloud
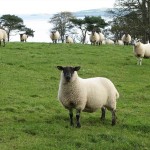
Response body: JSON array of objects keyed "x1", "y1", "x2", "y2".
[{"x1": 0, "y1": 0, "x2": 115, "y2": 15}]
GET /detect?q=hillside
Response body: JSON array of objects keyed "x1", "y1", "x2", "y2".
[{"x1": 0, "y1": 43, "x2": 150, "y2": 149}]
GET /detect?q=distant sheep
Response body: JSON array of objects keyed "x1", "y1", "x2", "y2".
[
  {"x1": 121, "y1": 33, "x2": 131, "y2": 45},
  {"x1": 57, "y1": 66, "x2": 119, "y2": 127},
  {"x1": 50, "y1": 31, "x2": 60, "y2": 43},
  {"x1": 90, "y1": 30, "x2": 100, "y2": 45},
  {"x1": 116, "y1": 40, "x2": 124, "y2": 45},
  {"x1": 133, "y1": 41, "x2": 150, "y2": 65},
  {"x1": 0, "y1": 29, "x2": 7, "y2": 47},
  {"x1": 105, "y1": 39, "x2": 115, "y2": 45},
  {"x1": 99, "y1": 33, "x2": 105, "y2": 45},
  {"x1": 20, "y1": 34, "x2": 28, "y2": 42},
  {"x1": 66, "y1": 35, "x2": 73, "y2": 43}
]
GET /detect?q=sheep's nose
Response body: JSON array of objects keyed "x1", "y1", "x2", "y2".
[{"x1": 65, "y1": 74, "x2": 71, "y2": 81}]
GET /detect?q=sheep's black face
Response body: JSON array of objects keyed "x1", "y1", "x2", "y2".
[{"x1": 57, "y1": 66, "x2": 80, "y2": 82}]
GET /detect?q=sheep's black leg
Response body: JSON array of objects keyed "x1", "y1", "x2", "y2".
[
  {"x1": 69, "y1": 109, "x2": 74, "y2": 126},
  {"x1": 100, "y1": 107, "x2": 106, "y2": 121},
  {"x1": 112, "y1": 110, "x2": 116, "y2": 126},
  {"x1": 76, "y1": 110, "x2": 81, "y2": 128},
  {"x1": 3, "y1": 39, "x2": 5, "y2": 47}
]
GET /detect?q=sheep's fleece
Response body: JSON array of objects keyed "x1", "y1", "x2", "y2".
[{"x1": 57, "y1": 66, "x2": 119, "y2": 127}]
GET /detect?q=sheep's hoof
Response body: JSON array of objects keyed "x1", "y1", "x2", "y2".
[
  {"x1": 70, "y1": 123, "x2": 74, "y2": 127},
  {"x1": 76, "y1": 123, "x2": 81, "y2": 128},
  {"x1": 112, "y1": 120, "x2": 116, "y2": 126},
  {"x1": 100, "y1": 117, "x2": 105, "y2": 121}
]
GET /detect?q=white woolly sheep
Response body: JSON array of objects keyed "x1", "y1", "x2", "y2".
[
  {"x1": 66, "y1": 35, "x2": 73, "y2": 43},
  {"x1": 57, "y1": 66, "x2": 119, "y2": 127},
  {"x1": 20, "y1": 34, "x2": 28, "y2": 42},
  {"x1": 0, "y1": 29, "x2": 7, "y2": 47},
  {"x1": 50, "y1": 31, "x2": 60, "y2": 43},
  {"x1": 116, "y1": 40, "x2": 124, "y2": 45},
  {"x1": 133, "y1": 41, "x2": 150, "y2": 65},
  {"x1": 121, "y1": 33, "x2": 131, "y2": 45},
  {"x1": 105, "y1": 39, "x2": 115, "y2": 45},
  {"x1": 99, "y1": 33, "x2": 105, "y2": 45},
  {"x1": 90, "y1": 30, "x2": 100, "y2": 45}
]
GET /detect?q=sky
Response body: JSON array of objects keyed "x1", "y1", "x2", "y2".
[{"x1": 0, "y1": 0, "x2": 115, "y2": 15}]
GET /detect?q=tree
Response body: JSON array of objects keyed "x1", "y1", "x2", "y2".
[
  {"x1": 49, "y1": 11, "x2": 75, "y2": 43},
  {"x1": 70, "y1": 16, "x2": 108, "y2": 44},
  {"x1": 0, "y1": 14, "x2": 25, "y2": 41},
  {"x1": 110, "y1": 0, "x2": 150, "y2": 43}
]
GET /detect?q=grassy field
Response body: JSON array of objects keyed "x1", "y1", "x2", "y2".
[{"x1": 0, "y1": 42, "x2": 150, "y2": 150}]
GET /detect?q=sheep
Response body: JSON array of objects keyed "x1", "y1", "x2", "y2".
[
  {"x1": 115, "y1": 40, "x2": 124, "y2": 46},
  {"x1": 99, "y1": 33, "x2": 105, "y2": 45},
  {"x1": 0, "y1": 29, "x2": 7, "y2": 47},
  {"x1": 20, "y1": 34, "x2": 28, "y2": 42},
  {"x1": 89, "y1": 30, "x2": 100, "y2": 45},
  {"x1": 133, "y1": 41, "x2": 150, "y2": 65},
  {"x1": 57, "y1": 66, "x2": 119, "y2": 127},
  {"x1": 121, "y1": 33, "x2": 131, "y2": 45},
  {"x1": 50, "y1": 31, "x2": 60, "y2": 43},
  {"x1": 105, "y1": 39, "x2": 115, "y2": 45},
  {"x1": 66, "y1": 35, "x2": 73, "y2": 43}
]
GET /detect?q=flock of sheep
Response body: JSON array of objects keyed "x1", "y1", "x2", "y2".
[
  {"x1": 50, "y1": 30, "x2": 150, "y2": 65},
  {"x1": 0, "y1": 27, "x2": 149, "y2": 128},
  {"x1": 54, "y1": 30, "x2": 149, "y2": 127},
  {"x1": 0, "y1": 28, "x2": 150, "y2": 65}
]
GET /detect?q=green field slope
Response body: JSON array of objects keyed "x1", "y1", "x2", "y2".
[{"x1": 0, "y1": 42, "x2": 150, "y2": 150}]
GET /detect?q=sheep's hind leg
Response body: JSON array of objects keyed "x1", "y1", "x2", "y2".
[
  {"x1": 76, "y1": 109, "x2": 81, "y2": 128},
  {"x1": 100, "y1": 107, "x2": 106, "y2": 121},
  {"x1": 69, "y1": 109, "x2": 74, "y2": 126},
  {"x1": 111, "y1": 110, "x2": 116, "y2": 126}
]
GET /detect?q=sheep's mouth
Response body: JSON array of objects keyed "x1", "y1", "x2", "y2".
[{"x1": 65, "y1": 77, "x2": 71, "y2": 82}]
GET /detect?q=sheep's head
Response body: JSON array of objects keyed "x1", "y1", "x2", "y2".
[{"x1": 57, "y1": 66, "x2": 80, "y2": 82}]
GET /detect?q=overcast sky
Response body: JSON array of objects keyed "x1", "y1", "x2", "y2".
[{"x1": 0, "y1": 0, "x2": 115, "y2": 15}]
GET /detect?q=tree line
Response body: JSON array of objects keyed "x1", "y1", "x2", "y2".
[
  {"x1": 110, "y1": 0, "x2": 150, "y2": 43},
  {"x1": 1, "y1": 0, "x2": 149, "y2": 43}
]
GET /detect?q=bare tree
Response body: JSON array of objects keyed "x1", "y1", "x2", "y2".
[{"x1": 49, "y1": 12, "x2": 75, "y2": 43}]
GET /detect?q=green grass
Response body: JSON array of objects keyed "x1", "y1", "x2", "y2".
[{"x1": 0, "y1": 42, "x2": 150, "y2": 150}]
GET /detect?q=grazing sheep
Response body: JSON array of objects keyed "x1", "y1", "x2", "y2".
[
  {"x1": 50, "y1": 31, "x2": 60, "y2": 43},
  {"x1": 133, "y1": 41, "x2": 150, "y2": 65},
  {"x1": 20, "y1": 34, "x2": 28, "y2": 42},
  {"x1": 66, "y1": 35, "x2": 73, "y2": 43},
  {"x1": 57, "y1": 66, "x2": 119, "y2": 127},
  {"x1": 116, "y1": 40, "x2": 124, "y2": 45},
  {"x1": 121, "y1": 33, "x2": 131, "y2": 45},
  {"x1": 0, "y1": 29, "x2": 7, "y2": 47},
  {"x1": 105, "y1": 39, "x2": 115, "y2": 45},
  {"x1": 90, "y1": 30, "x2": 100, "y2": 45}
]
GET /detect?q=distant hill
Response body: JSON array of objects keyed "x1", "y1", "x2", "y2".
[
  {"x1": 15, "y1": 8, "x2": 113, "y2": 22},
  {"x1": 73, "y1": 8, "x2": 112, "y2": 19}
]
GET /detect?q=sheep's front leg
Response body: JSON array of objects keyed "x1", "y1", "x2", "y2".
[
  {"x1": 69, "y1": 109, "x2": 74, "y2": 126},
  {"x1": 76, "y1": 109, "x2": 81, "y2": 128},
  {"x1": 100, "y1": 107, "x2": 106, "y2": 121},
  {"x1": 112, "y1": 110, "x2": 116, "y2": 126}
]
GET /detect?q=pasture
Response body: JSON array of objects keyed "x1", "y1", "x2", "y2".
[{"x1": 0, "y1": 42, "x2": 150, "y2": 150}]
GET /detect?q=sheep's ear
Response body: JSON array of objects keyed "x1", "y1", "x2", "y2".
[
  {"x1": 57, "y1": 66, "x2": 64, "y2": 70},
  {"x1": 74, "y1": 66, "x2": 80, "y2": 71}
]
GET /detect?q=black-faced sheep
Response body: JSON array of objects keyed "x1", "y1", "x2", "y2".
[
  {"x1": 20, "y1": 34, "x2": 28, "y2": 42},
  {"x1": 66, "y1": 35, "x2": 73, "y2": 43},
  {"x1": 90, "y1": 30, "x2": 100, "y2": 45},
  {"x1": 121, "y1": 33, "x2": 131, "y2": 45},
  {"x1": 50, "y1": 31, "x2": 60, "y2": 43},
  {"x1": 57, "y1": 66, "x2": 119, "y2": 127}
]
